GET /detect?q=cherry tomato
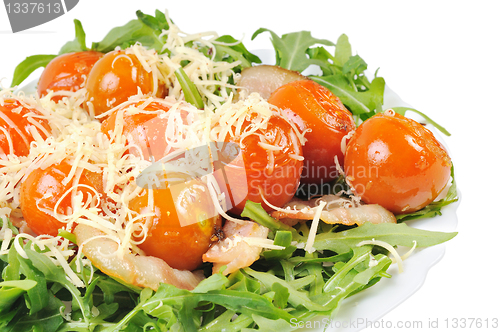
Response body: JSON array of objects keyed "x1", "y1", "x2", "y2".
[
  {"x1": 85, "y1": 51, "x2": 164, "y2": 118},
  {"x1": 216, "y1": 114, "x2": 303, "y2": 215},
  {"x1": 101, "y1": 100, "x2": 171, "y2": 160},
  {"x1": 344, "y1": 110, "x2": 452, "y2": 214},
  {"x1": 37, "y1": 51, "x2": 103, "y2": 102},
  {"x1": 0, "y1": 99, "x2": 51, "y2": 156},
  {"x1": 20, "y1": 161, "x2": 103, "y2": 236},
  {"x1": 129, "y1": 172, "x2": 221, "y2": 271},
  {"x1": 268, "y1": 79, "x2": 355, "y2": 185}
]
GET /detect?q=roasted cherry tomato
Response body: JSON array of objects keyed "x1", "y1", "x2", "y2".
[
  {"x1": 20, "y1": 161, "x2": 103, "y2": 236},
  {"x1": 37, "y1": 51, "x2": 103, "y2": 102},
  {"x1": 129, "y1": 172, "x2": 221, "y2": 271},
  {"x1": 268, "y1": 79, "x2": 355, "y2": 185},
  {"x1": 216, "y1": 114, "x2": 303, "y2": 214},
  {"x1": 344, "y1": 110, "x2": 452, "y2": 214},
  {"x1": 85, "y1": 51, "x2": 164, "y2": 118},
  {"x1": 101, "y1": 100, "x2": 172, "y2": 160},
  {"x1": 0, "y1": 99, "x2": 51, "y2": 156}
]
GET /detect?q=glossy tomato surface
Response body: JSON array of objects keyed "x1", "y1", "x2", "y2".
[
  {"x1": 85, "y1": 51, "x2": 163, "y2": 118},
  {"x1": 268, "y1": 79, "x2": 355, "y2": 185},
  {"x1": 101, "y1": 100, "x2": 171, "y2": 160},
  {"x1": 129, "y1": 173, "x2": 221, "y2": 271},
  {"x1": 37, "y1": 51, "x2": 103, "y2": 102},
  {"x1": 344, "y1": 111, "x2": 452, "y2": 214},
  {"x1": 20, "y1": 161, "x2": 103, "y2": 236},
  {"x1": 216, "y1": 114, "x2": 303, "y2": 214},
  {"x1": 0, "y1": 99, "x2": 51, "y2": 156}
]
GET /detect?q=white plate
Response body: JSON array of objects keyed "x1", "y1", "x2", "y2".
[{"x1": 250, "y1": 49, "x2": 459, "y2": 332}]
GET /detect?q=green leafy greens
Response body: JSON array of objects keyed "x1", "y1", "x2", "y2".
[{"x1": 0, "y1": 203, "x2": 456, "y2": 331}]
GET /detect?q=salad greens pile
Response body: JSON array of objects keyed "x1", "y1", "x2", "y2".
[
  {"x1": 2, "y1": 9, "x2": 459, "y2": 332},
  {"x1": 0, "y1": 205, "x2": 456, "y2": 331}
]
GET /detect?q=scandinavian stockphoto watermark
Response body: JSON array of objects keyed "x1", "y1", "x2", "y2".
[{"x1": 3, "y1": 0, "x2": 79, "y2": 32}]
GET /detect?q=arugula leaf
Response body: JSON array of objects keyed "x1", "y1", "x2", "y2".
[
  {"x1": 0, "y1": 218, "x2": 19, "y2": 236},
  {"x1": 174, "y1": 67, "x2": 205, "y2": 109},
  {"x1": 0, "y1": 280, "x2": 37, "y2": 314},
  {"x1": 58, "y1": 19, "x2": 88, "y2": 54},
  {"x1": 199, "y1": 309, "x2": 253, "y2": 332},
  {"x1": 311, "y1": 75, "x2": 385, "y2": 115},
  {"x1": 314, "y1": 222, "x2": 457, "y2": 254},
  {"x1": 10, "y1": 18, "x2": 87, "y2": 88},
  {"x1": 24, "y1": 248, "x2": 90, "y2": 324},
  {"x1": 252, "y1": 28, "x2": 333, "y2": 72},
  {"x1": 10, "y1": 55, "x2": 57, "y2": 88},
  {"x1": 241, "y1": 201, "x2": 298, "y2": 235},
  {"x1": 245, "y1": 315, "x2": 295, "y2": 332},
  {"x1": 12, "y1": 244, "x2": 49, "y2": 315},
  {"x1": 391, "y1": 106, "x2": 451, "y2": 136},
  {"x1": 136, "y1": 9, "x2": 170, "y2": 32},
  {"x1": 91, "y1": 18, "x2": 164, "y2": 53},
  {"x1": 334, "y1": 34, "x2": 351, "y2": 65},
  {"x1": 214, "y1": 35, "x2": 261, "y2": 70},
  {"x1": 6, "y1": 290, "x2": 65, "y2": 332}
]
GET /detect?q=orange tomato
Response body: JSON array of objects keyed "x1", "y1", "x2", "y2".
[
  {"x1": 37, "y1": 51, "x2": 103, "y2": 102},
  {"x1": 344, "y1": 110, "x2": 452, "y2": 214},
  {"x1": 0, "y1": 99, "x2": 51, "y2": 156},
  {"x1": 268, "y1": 79, "x2": 355, "y2": 185},
  {"x1": 216, "y1": 114, "x2": 303, "y2": 214},
  {"x1": 129, "y1": 172, "x2": 221, "y2": 271},
  {"x1": 85, "y1": 51, "x2": 164, "y2": 118},
  {"x1": 20, "y1": 161, "x2": 103, "y2": 236},
  {"x1": 101, "y1": 100, "x2": 171, "y2": 160}
]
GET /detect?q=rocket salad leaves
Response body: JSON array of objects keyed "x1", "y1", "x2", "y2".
[
  {"x1": 0, "y1": 212, "x2": 456, "y2": 331},
  {"x1": 2, "y1": 9, "x2": 459, "y2": 332}
]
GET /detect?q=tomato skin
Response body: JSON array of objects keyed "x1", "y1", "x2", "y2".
[
  {"x1": 85, "y1": 51, "x2": 163, "y2": 118},
  {"x1": 217, "y1": 114, "x2": 303, "y2": 214},
  {"x1": 37, "y1": 51, "x2": 103, "y2": 102},
  {"x1": 129, "y1": 173, "x2": 221, "y2": 271},
  {"x1": 0, "y1": 99, "x2": 50, "y2": 156},
  {"x1": 268, "y1": 79, "x2": 355, "y2": 185},
  {"x1": 101, "y1": 100, "x2": 171, "y2": 160},
  {"x1": 20, "y1": 161, "x2": 103, "y2": 236},
  {"x1": 344, "y1": 111, "x2": 452, "y2": 214}
]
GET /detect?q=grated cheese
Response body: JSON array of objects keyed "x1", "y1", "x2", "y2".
[
  {"x1": 357, "y1": 239, "x2": 405, "y2": 273},
  {"x1": 0, "y1": 15, "x2": 309, "y2": 288},
  {"x1": 305, "y1": 200, "x2": 327, "y2": 253}
]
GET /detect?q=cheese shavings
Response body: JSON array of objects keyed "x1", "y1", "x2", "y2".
[
  {"x1": 357, "y1": 239, "x2": 405, "y2": 273},
  {"x1": 158, "y1": 13, "x2": 242, "y2": 111},
  {"x1": 305, "y1": 200, "x2": 327, "y2": 253}
]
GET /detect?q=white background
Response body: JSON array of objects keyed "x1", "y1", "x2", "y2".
[{"x1": 1, "y1": 1, "x2": 499, "y2": 331}]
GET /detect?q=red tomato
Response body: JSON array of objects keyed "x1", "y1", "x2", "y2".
[
  {"x1": 37, "y1": 51, "x2": 103, "y2": 102},
  {"x1": 344, "y1": 110, "x2": 452, "y2": 214},
  {"x1": 129, "y1": 172, "x2": 221, "y2": 271},
  {"x1": 268, "y1": 79, "x2": 355, "y2": 185},
  {"x1": 85, "y1": 51, "x2": 164, "y2": 118},
  {"x1": 101, "y1": 100, "x2": 172, "y2": 160},
  {"x1": 20, "y1": 161, "x2": 103, "y2": 236},
  {"x1": 0, "y1": 99, "x2": 51, "y2": 156},
  {"x1": 216, "y1": 114, "x2": 303, "y2": 215}
]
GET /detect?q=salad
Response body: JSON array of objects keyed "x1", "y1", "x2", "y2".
[{"x1": 0, "y1": 9, "x2": 458, "y2": 332}]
